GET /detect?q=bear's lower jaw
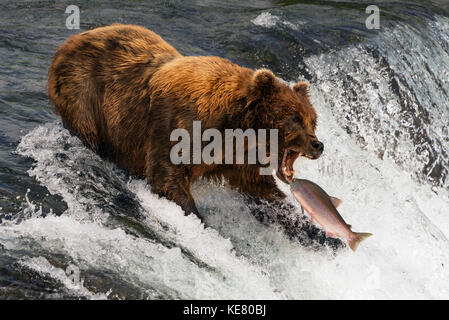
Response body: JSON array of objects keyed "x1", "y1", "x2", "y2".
[{"x1": 278, "y1": 148, "x2": 300, "y2": 184}]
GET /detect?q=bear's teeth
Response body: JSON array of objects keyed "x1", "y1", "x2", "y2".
[{"x1": 282, "y1": 166, "x2": 291, "y2": 176}]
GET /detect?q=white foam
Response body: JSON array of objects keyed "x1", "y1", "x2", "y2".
[
  {"x1": 303, "y1": 16, "x2": 449, "y2": 189},
  {"x1": 7, "y1": 103, "x2": 449, "y2": 299},
  {"x1": 251, "y1": 12, "x2": 280, "y2": 28},
  {"x1": 9, "y1": 125, "x2": 280, "y2": 299},
  {"x1": 5, "y1": 15, "x2": 449, "y2": 299},
  {"x1": 15, "y1": 123, "x2": 109, "y2": 223},
  {"x1": 251, "y1": 12, "x2": 301, "y2": 30},
  {"x1": 1, "y1": 213, "x2": 278, "y2": 299},
  {"x1": 19, "y1": 256, "x2": 109, "y2": 300}
]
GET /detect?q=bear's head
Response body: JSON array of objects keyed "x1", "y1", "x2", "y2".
[{"x1": 246, "y1": 69, "x2": 323, "y2": 184}]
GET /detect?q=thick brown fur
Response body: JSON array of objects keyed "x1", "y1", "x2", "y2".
[{"x1": 48, "y1": 24, "x2": 322, "y2": 217}]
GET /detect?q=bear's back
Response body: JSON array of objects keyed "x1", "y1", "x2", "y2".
[
  {"x1": 47, "y1": 24, "x2": 183, "y2": 174},
  {"x1": 48, "y1": 24, "x2": 181, "y2": 110}
]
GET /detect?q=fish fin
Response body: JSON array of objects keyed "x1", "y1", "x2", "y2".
[
  {"x1": 330, "y1": 196, "x2": 342, "y2": 208},
  {"x1": 348, "y1": 232, "x2": 373, "y2": 251},
  {"x1": 301, "y1": 205, "x2": 304, "y2": 215}
]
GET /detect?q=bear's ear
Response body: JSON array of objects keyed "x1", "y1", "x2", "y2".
[
  {"x1": 294, "y1": 81, "x2": 309, "y2": 96},
  {"x1": 252, "y1": 69, "x2": 276, "y2": 93}
]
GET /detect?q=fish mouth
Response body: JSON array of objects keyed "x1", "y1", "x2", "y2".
[{"x1": 277, "y1": 148, "x2": 302, "y2": 184}]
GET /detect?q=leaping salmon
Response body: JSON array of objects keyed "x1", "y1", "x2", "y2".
[{"x1": 290, "y1": 178, "x2": 372, "y2": 251}]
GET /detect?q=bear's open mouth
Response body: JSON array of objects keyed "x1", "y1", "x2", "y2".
[{"x1": 278, "y1": 148, "x2": 301, "y2": 183}]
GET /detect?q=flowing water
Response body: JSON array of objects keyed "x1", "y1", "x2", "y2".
[{"x1": 0, "y1": 0, "x2": 448, "y2": 299}]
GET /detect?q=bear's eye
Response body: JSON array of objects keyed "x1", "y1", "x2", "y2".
[{"x1": 293, "y1": 115, "x2": 302, "y2": 123}]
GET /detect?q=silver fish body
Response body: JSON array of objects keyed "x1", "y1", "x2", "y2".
[{"x1": 290, "y1": 179, "x2": 372, "y2": 251}]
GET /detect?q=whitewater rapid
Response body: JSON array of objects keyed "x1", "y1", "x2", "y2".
[
  {"x1": 2, "y1": 96, "x2": 448, "y2": 299},
  {"x1": 1, "y1": 11, "x2": 448, "y2": 300}
]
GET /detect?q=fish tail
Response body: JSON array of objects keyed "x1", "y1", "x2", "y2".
[{"x1": 348, "y1": 232, "x2": 373, "y2": 251}]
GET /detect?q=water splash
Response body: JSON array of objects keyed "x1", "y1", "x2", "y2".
[
  {"x1": 2, "y1": 9, "x2": 449, "y2": 300},
  {"x1": 303, "y1": 16, "x2": 449, "y2": 189},
  {"x1": 4, "y1": 106, "x2": 449, "y2": 299}
]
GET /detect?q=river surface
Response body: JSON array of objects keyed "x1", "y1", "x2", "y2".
[{"x1": 0, "y1": 0, "x2": 448, "y2": 299}]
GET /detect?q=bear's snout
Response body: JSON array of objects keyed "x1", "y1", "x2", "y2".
[{"x1": 310, "y1": 140, "x2": 324, "y2": 158}]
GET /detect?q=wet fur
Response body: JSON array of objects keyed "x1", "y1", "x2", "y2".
[{"x1": 48, "y1": 24, "x2": 320, "y2": 218}]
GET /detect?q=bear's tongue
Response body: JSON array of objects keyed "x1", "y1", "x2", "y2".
[{"x1": 281, "y1": 149, "x2": 300, "y2": 183}]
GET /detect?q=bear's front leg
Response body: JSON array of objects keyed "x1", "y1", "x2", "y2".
[
  {"x1": 150, "y1": 177, "x2": 201, "y2": 220},
  {"x1": 224, "y1": 166, "x2": 286, "y2": 201},
  {"x1": 169, "y1": 187, "x2": 200, "y2": 219},
  {"x1": 145, "y1": 155, "x2": 201, "y2": 220}
]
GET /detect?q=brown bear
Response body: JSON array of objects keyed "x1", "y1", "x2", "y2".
[{"x1": 47, "y1": 24, "x2": 323, "y2": 218}]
